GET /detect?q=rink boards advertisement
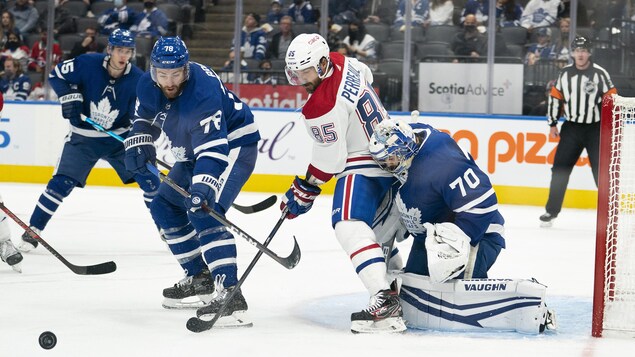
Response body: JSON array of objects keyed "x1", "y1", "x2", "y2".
[{"x1": 0, "y1": 102, "x2": 597, "y2": 208}]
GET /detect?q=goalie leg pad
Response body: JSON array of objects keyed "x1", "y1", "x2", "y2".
[
  {"x1": 399, "y1": 273, "x2": 551, "y2": 334},
  {"x1": 335, "y1": 220, "x2": 391, "y2": 294}
]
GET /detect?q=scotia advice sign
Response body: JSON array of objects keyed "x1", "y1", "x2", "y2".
[{"x1": 418, "y1": 62, "x2": 523, "y2": 115}]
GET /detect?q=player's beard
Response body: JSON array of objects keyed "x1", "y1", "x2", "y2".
[
  {"x1": 303, "y1": 77, "x2": 322, "y2": 94},
  {"x1": 160, "y1": 81, "x2": 185, "y2": 99}
]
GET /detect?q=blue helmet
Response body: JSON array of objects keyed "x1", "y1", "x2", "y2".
[
  {"x1": 369, "y1": 119, "x2": 419, "y2": 184},
  {"x1": 108, "y1": 29, "x2": 135, "y2": 48},
  {"x1": 150, "y1": 37, "x2": 190, "y2": 82}
]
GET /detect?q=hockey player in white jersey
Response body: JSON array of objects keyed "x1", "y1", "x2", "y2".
[
  {"x1": 369, "y1": 118, "x2": 556, "y2": 333},
  {"x1": 282, "y1": 33, "x2": 406, "y2": 333}
]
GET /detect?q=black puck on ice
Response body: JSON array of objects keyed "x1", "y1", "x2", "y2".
[{"x1": 39, "y1": 331, "x2": 57, "y2": 350}]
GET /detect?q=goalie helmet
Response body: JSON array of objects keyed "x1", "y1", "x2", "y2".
[
  {"x1": 369, "y1": 119, "x2": 418, "y2": 184},
  {"x1": 150, "y1": 36, "x2": 190, "y2": 82},
  {"x1": 285, "y1": 33, "x2": 330, "y2": 85},
  {"x1": 571, "y1": 36, "x2": 591, "y2": 52}
]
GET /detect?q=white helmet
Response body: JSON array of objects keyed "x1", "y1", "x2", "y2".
[
  {"x1": 369, "y1": 119, "x2": 419, "y2": 184},
  {"x1": 285, "y1": 33, "x2": 330, "y2": 85}
]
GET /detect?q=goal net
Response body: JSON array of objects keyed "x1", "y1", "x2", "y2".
[{"x1": 593, "y1": 94, "x2": 635, "y2": 337}]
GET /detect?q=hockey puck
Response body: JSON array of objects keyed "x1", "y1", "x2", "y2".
[{"x1": 39, "y1": 331, "x2": 57, "y2": 350}]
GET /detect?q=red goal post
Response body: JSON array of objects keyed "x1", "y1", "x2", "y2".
[{"x1": 593, "y1": 94, "x2": 635, "y2": 337}]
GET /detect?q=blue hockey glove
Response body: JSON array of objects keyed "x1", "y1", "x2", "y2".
[
  {"x1": 185, "y1": 175, "x2": 219, "y2": 218},
  {"x1": 280, "y1": 176, "x2": 321, "y2": 219},
  {"x1": 58, "y1": 92, "x2": 83, "y2": 125},
  {"x1": 123, "y1": 134, "x2": 156, "y2": 175}
]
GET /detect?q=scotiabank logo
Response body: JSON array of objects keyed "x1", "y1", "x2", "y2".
[
  {"x1": 0, "y1": 118, "x2": 10, "y2": 148},
  {"x1": 226, "y1": 84, "x2": 309, "y2": 108}
]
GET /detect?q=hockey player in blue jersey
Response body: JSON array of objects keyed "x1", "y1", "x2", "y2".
[
  {"x1": 124, "y1": 37, "x2": 261, "y2": 326},
  {"x1": 369, "y1": 118, "x2": 505, "y2": 282},
  {"x1": 17, "y1": 29, "x2": 161, "y2": 253}
]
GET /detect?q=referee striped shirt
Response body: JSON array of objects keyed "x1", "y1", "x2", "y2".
[{"x1": 547, "y1": 62, "x2": 617, "y2": 126}]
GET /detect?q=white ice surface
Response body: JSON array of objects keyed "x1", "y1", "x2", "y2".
[{"x1": 1, "y1": 183, "x2": 634, "y2": 356}]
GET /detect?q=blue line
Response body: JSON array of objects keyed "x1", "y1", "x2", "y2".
[{"x1": 0, "y1": 118, "x2": 9, "y2": 122}]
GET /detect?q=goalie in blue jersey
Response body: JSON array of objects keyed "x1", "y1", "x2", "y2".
[
  {"x1": 17, "y1": 29, "x2": 161, "y2": 253},
  {"x1": 124, "y1": 37, "x2": 260, "y2": 327}
]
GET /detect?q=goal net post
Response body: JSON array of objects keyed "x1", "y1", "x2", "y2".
[{"x1": 593, "y1": 94, "x2": 635, "y2": 337}]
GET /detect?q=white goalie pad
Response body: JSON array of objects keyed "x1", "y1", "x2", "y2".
[
  {"x1": 424, "y1": 222, "x2": 471, "y2": 283},
  {"x1": 399, "y1": 273, "x2": 550, "y2": 334},
  {"x1": 0, "y1": 214, "x2": 11, "y2": 242}
]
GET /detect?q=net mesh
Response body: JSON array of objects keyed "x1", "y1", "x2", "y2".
[{"x1": 603, "y1": 95, "x2": 635, "y2": 333}]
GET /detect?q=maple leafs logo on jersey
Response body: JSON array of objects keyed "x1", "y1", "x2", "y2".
[
  {"x1": 395, "y1": 192, "x2": 425, "y2": 235},
  {"x1": 90, "y1": 98, "x2": 119, "y2": 129},
  {"x1": 162, "y1": 135, "x2": 188, "y2": 161}
]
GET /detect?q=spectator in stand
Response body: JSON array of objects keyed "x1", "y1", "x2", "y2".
[
  {"x1": 520, "y1": 0, "x2": 560, "y2": 31},
  {"x1": 590, "y1": 0, "x2": 625, "y2": 31},
  {"x1": 451, "y1": 14, "x2": 487, "y2": 62},
  {"x1": 130, "y1": 0, "x2": 168, "y2": 38},
  {"x1": 327, "y1": 18, "x2": 344, "y2": 51},
  {"x1": 342, "y1": 19, "x2": 377, "y2": 65},
  {"x1": 495, "y1": 0, "x2": 523, "y2": 28},
  {"x1": 335, "y1": 42, "x2": 349, "y2": 55},
  {"x1": 460, "y1": 0, "x2": 489, "y2": 25},
  {"x1": 394, "y1": 0, "x2": 429, "y2": 29},
  {"x1": 167, "y1": 0, "x2": 195, "y2": 40},
  {"x1": 9, "y1": 0, "x2": 38, "y2": 34},
  {"x1": 98, "y1": 0, "x2": 139, "y2": 35},
  {"x1": 253, "y1": 59, "x2": 278, "y2": 85},
  {"x1": 0, "y1": 58, "x2": 31, "y2": 101},
  {"x1": 329, "y1": 0, "x2": 365, "y2": 25},
  {"x1": 267, "y1": 15, "x2": 295, "y2": 59},
  {"x1": 69, "y1": 26, "x2": 106, "y2": 60},
  {"x1": 363, "y1": 0, "x2": 397, "y2": 26},
  {"x1": 556, "y1": 0, "x2": 588, "y2": 26},
  {"x1": 36, "y1": 4, "x2": 76, "y2": 35},
  {"x1": 231, "y1": 13, "x2": 267, "y2": 61},
  {"x1": 28, "y1": 30, "x2": 62, "y2": 72},
  {"x1": 288, "y1": 0, "x2": 315, "y2": 24},
  {"x1": 429, "y1": 0, "x2": 454, "y2": 26},
  {"x1": 220, "y1": 50, "x2": 249, "y2": 83},
  {"x1": 1, "y1": 11, "x2": 21, "y2": 44},
  {"x1": 525, "y1": 27, "x2": 557, "y2": 65},
  {"x1": 267, "y1": 1, "x2": 285, "y2": 24},
  {"x1": 554, "y1": 17, "x2": 570, "y2": 62},
  {"x1": 0, "y1": 30, "x2": 29, "y2": 70}
]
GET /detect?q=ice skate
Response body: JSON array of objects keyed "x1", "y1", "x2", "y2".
[
  {"x1": 539, "y1": 213, "x2": 557, "y2": 228},
  {"x1": 1, "y1": 239, "x2": 23, "y2": 273},
  {"x1": 162, "y1": 269, "x2": 215, "y2": 309},
  {"x1": 17, "y1": 228, "x2": 40, "y2": 252},
  {"x1": 350, "y1": 285, "x2": 406, "y2": 334},
  {"x1": 540, "y1": 309, "x2": 557, "y2": 332},
  {"x1": 196, "y1": 274, "x2": 252, "y2": 328}
]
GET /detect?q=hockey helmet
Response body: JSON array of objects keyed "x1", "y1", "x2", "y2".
[
  {"x1": 150, "y1": 36, "x2": 190, "y2": 82},
  {"x1": 285, "y1": 33, "x2": 330, "y2": 85},
  {"x1": 369, "y1": 119, "x2": 419, "y2": 184},
  {"x1": 571, "y1": 36, "x2": 592, "y2": 52},
  {"x1": 108, "y1": 29, "x2": 135, "y2": 48}
]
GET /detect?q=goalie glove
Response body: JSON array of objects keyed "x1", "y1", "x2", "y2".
[
  {"x1": 424, "y1": 222, "x2": 472, "y2": 283},
  {"x1": 58, "y1": 91, "x2": 83, "y2": 125},
  {"x1": 123, "y1": 133, "x2": 156, "y2": 176},
  {"x1": 280, "y1": 176, "x2": 321, "y2": 219}
]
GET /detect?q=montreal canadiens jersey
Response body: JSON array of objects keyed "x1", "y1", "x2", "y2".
[
  {"x1": 49, "y1": 53, "x2": 143, "y2": 132},
  {"x1": 396, "y1": 122, "x2": 506, "y2": 248},
  {"x1": 300, "y1": 52, "x2": 392, "y2": 182},
  {"x1": 134, "y1": 62, "x2": 260, "y2": 179}
]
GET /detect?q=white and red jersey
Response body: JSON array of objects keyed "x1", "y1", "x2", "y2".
[{"x1": 300, "y1": 52, "x2": 392, "y2": 183}]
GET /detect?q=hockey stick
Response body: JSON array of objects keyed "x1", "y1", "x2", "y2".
[
  {"x1": 186, "y1": 208, "x2": 289, "y2": 333},
  {"x1": 83, "y1": 117, "x2": 277, "y2": 214},
  {"x1": 151, "y1": 166, "x2": 300, "y2": 269},
  {"x1": 0, "y1": 202, "x2": 117, "y2": 275}
]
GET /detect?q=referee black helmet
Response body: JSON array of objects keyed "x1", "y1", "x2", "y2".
[{"x1": 571, "y1": 36, "x2": 592, "y2": 52}]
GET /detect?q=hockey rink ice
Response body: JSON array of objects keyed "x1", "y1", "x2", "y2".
[{"x1": 1, "y1": 182, "x2": 634, "y2": 356}]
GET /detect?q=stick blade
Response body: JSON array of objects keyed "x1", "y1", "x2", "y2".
[
  {"x1": 279, "y1": 236, "x2": 301, "y2": 269},
  {"x1": 73, "y1": 261, "x2": 117, "y2": 275},
  {"x1": 186, "y1": 317, "x2": 210, "y2": 333},
  {"x1": 231, "y1": 195, "x2": 277, "y2": 214}
]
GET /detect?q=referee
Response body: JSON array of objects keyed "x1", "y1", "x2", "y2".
[{"x1": 540, "y1": 36, "x2": 617, "y2": 227}]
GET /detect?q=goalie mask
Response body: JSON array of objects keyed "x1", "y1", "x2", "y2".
[
  {"x1": 369, "y1": 119, "x2": 418, "y2": 184},
  {"x1": 285, "y1": 33, "x2": 330, "y2": 85}
]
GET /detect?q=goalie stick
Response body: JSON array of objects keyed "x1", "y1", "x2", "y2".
[
  {"x1": 83, "y1": 117, "x2": 277, "y2": 214},
  {"x1": 0, "y1": 202, "x2": 116, "y2": 275},
  {"x1": 186, "y1": 208, "x2": 288, "y2": 333}
]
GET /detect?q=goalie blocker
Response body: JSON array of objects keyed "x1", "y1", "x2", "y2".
[{"x1": 399, "y1": 273, "x2": 556, "y2": 334}]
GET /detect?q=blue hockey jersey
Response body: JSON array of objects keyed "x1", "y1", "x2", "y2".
[
  {"x1": 134, "y1": 62, "x2": 261, "y2": 180},
  {"x1": 396, "y1": 122, "x2": 505, "y2": 248},
  {"x1": 49, "y1": 53, "x2": 143, "y2": 132},
  {"x1": 0, "y1": 73, "x2": 31, "y2": 101}
]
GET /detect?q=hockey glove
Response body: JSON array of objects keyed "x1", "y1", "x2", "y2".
[
  {"x1": 280, "y1": 176, "x2": 321, "y2": 219},
  {"x1": 58, "y1": 92, "x2": 83, "y2": 125},
  {"x1": 185, "y1": 175, "x2": 219, "y2": 218},
  {"x1": 123, "y1": 134, "x2": 156, "y2": 175},
  {"x1": 424, "y1": 222, "x2": 471, "y2": 283}
]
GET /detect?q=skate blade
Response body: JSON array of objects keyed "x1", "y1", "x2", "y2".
[
  {"x1": 162, "y1": 297, "x2": 207, "y2": 310},
  {"x1": 200, "y1": 311, "x2": 253, "y2": 329},
  {"x1": 351, "y1": 317, "x2": 407, "y2": 334},
  {"x1": 10, "y1": 263, "x2": 22, "y2": 273},
  {"x1": 539, "y1": 221, "x2": 554, "y2": 228}
]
